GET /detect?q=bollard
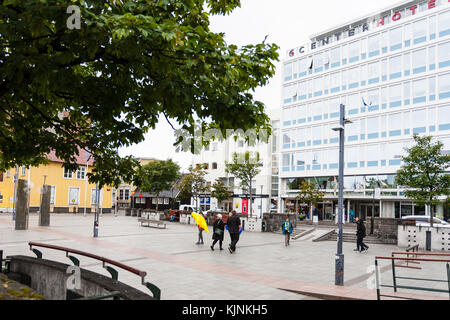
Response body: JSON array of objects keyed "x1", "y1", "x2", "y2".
[
  {"x1": 0, "y1": 250, "x2": 3, "y2": 272},
  {"x1": 426, "y1": 231, "x2": 432, "y2": 251}
]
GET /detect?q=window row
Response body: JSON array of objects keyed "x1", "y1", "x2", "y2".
[
  {"x1": 283, "y1": 43, "x2": 450, "y2": 105},
  {"x1": 283, "y1": 74, "x2": 450, "y2": 127},
  {"x1": 48, "y1": 186, "x2": 101, "y2": 205},
  {"x1": 63, "y1": 167, "x2": 87, "y2": 180},
  {"x1": 282, "y1": 135, "x2": 450, "y2": 172},
  {"x1": 282, "y1": 105, "x2": 450, "y2": 150},
  {"x1": 284, "y1": 10, "x2": 450, "y2": 81}
]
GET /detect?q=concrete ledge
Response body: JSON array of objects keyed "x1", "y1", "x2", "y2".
[
  {"x1": 293, "y1": 228, "x2": 316, "y2": 240},
  {"x1": 8, "y1": 255, "x2": 154, "y2": 300},
  {"x1": 312, "y1": 229, "x2": 336, "y2": 242}
]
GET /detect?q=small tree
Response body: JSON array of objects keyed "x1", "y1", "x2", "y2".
[
  {"x1": 176, "y1": 165, "x2": 210, "y2": 210},
  {"x1": 225, "y1": 152, "x2": 262, "y2": 217},
  {"x1": 211, "y1": 179, "x2": 233, "y2": 210},
  {"x1": 395, "y1": 135, "x2": 450, "y2": 227},
  {"x1": 134, "y1": 160, "x2": 180, "y2": 212},
  {"x1": 296, "y1": 180, "x2": 324, "y2": 218}
]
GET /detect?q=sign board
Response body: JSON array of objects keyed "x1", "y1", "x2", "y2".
[{"x1": 313, "y1": 216, "x2": 319, "y2": 224}]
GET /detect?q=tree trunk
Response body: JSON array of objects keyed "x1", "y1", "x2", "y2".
[{"x1": 429, "y1": 197, "x2": 434, "y2": 228}]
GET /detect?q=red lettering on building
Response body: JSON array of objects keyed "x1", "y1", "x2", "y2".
[
  {"x1": 409, "y1": 5, "x2": 418, "y2": 15},
  {"x1": 428, "y1": 0, "x2": 436, "y2": 9},
  {"x1": 392, "y1": 12, "x2": 401, "y2": 21},
  {"x1": 377, "y1": 17, "x2": 385, "y2": 27}
]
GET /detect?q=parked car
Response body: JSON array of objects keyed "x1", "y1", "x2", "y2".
[{"x1": 402, "y1": 215, "x2": 450, "y2": 228}]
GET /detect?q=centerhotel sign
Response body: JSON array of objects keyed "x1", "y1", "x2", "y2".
[{"x1": 287, "y1": 0, "x2": 449, "y2": 58}]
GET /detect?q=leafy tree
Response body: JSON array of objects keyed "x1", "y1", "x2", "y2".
[
  {"x1": 0, "y1": 0, "x2": 278, "y2": 188},
  {"x1": 395, "y1": 135, "x2": 450, "y2": 227},
  {"x1": 295, "y1": 180, "x2": 324, "y2": 217},
  {"x1": 133, "y1": 159, "x2": 180, "y2": 211},
  {"x1": 225, "y1": 151, "x2": 262, "y2": 217},
  {"x1": 176, "y1": 165, "x2": 210, "y2": 210},
  {"x1": 211, "y1": 178, "x2": 232, "y2": 209}
]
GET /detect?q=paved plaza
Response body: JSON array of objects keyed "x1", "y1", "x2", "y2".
[{"x1": 0, "y1": 213, "x2": 448, "y2": 300}]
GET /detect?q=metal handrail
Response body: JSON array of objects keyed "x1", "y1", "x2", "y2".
[
  {"x1": 28, "y1": 241, "x2": 161, "y2": 300},
  {"x1": 29, "y1": 241, "x2": 147, "y2": 283},
  {"x1": 375, "y1": 255, "x2": 450, "y2": 300}
]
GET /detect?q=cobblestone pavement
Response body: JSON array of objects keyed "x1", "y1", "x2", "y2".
[{"x1": 0, "y1": 213, "x2": 448, "y2": 300}]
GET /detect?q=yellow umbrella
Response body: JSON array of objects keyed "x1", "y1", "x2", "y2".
[{"x1": 191, "y1": 212, "x2": 209, "y2": 233}]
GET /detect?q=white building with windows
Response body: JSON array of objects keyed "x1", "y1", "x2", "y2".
[
  {"x1": 280, "y1": 0, "x2": 450, "y2": 221},
  {"x1": 191, "y1": 110, "x2": 280, "y2": 216}
]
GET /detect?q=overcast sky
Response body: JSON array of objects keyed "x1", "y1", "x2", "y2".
[{"x1": 119, "y1": 0, "x2": 400, "y2": 172}]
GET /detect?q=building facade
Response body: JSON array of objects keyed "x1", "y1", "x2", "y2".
[
  {"x1": 280, "y1": 0, "x2": 450, "y2": 221},
  {"x1": 191, "y1": 109, "x2": 280, "y2": 216},
  {"x1": 0, "y1": 149, "x2": 113, "y2": 213}
]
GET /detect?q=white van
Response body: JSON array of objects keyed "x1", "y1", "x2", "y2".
[
  {"x1": 402, "y1": 215, "x2": 450, "y2": 228},
  {"x1": 179, "y1": 205, "x2": 203, "y2": 214}
]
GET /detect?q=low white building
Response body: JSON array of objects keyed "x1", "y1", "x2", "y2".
[{"x1": 191, "y1": 109, "x2": 280, "y2": 217}]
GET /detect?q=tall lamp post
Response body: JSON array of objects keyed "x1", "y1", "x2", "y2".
[
  {"x1": 260, "y1": 185, "x2": 263, "y2": 219},
  {"x1": 332, "y1": 104, "x2": 352, "y2": 286}
]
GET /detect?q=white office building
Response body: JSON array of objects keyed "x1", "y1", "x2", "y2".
[
  {"x1": 191, "y1": 109, "x2": 280, "y2": 217},
  {"x1": 280, "y1": 0, "x2": 450, "y2": 221}
]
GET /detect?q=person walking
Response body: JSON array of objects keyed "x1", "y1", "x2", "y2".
[
  {"x1": 211, "y1": 214, "x2": 225, "y2": 251},
  {"x1": 354, "y1": 217, "x2": 369, "y2": 253},
  {"x1": 282, "y1": 217, "x2": 294, "y2": 246},
  {"x1": 227, "y1": 210, "x2": 241, "y2": 254},
  {"x1": 350, "y1": 209, "x2": 355, "y2": 223},
  {"x1": 196, "y1": 213, "x2": 207, "y2": 245}
]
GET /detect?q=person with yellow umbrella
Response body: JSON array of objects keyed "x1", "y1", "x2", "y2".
[{"x1": 192, "y1": 212, "x2": 209, "y2": 245}]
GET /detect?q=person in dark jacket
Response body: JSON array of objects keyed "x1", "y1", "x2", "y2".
[
  {"x1": 355, "y1": 217, "x2": 369, "y2": 253},
  {"x1": 227, "y1": 210, "x2": 241, "y2": 254},
  {"x1": 282, "y1": 217, "x2": 294, "y2": 246},
  {"x1": 211, "y1": 214, "x2": 225, "y2": 251}
]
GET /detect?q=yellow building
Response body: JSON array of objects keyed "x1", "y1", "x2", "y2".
[{"x1": 0, "y1": 150, "x2": 113, "y2": 214}]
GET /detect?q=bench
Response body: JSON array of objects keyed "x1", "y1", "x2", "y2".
[{"x1": 138, "y1": 218, "x2": 166, "y2": 229}]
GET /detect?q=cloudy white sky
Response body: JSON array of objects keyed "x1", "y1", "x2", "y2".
[{"x1": 119, "y1": 0, "x2": 400, "y2": 171}]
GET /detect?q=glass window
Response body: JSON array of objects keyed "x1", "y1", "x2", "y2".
[
  {"x1": 429, "y1": 15, "x2": 436, "y2": 38},
  {"x1": 412, "y1": 109, "x2": 427, "y2": 134},
  {"x1": 404, "y1": 82, "x2": 411, "y2": 105},
  {"x1": 404, "y1": 24, "x2": 411, "y2": 44},
  {"x1": 367, "y1": 117, "x2": 379, "y2": 139},
  {"x1": 366, "y1": 145, "x2": 379, "y2": 167},
  {"x1": 429, "y1": 46, "x2": 436, "y2": 69},
  {"x1": 50, "y1": 186, "x2": 56, "y2": 204},
  {"x1": 312, "y1": 126, "x2": 322, "y2": 145},
  {"x1": 124, "y1": 189, "x2": 129, "y2": 201},
  {"x1": 438, "y1": 42, "x2": 450, "y2": 68},
  {"x1": 312, "y1": 102, "x2": 323, "y2": 121},
  {"x1": 349, "y1": 41, "x2": 360, "y2": 62},
  {"x1": 403, "y1": 53, "x2": 410, "y2": 76},
  {"x1": 284, "y1": 63, "x2": 293, "y2": 82},
  {"x1": 330, "y1": 97, "x2": 340, "y2": 118},
  {"x1": 69, "y1": 187, "x2": 79, "y2": 205},
  {"x1": 413, "y1": 19, "x2": 427, "y2": 44},
  {"x1": 438, "y1": 73, "x2": 450, "y2": 99},
  {"x1": 413, "y1": 78, "x2": 427, "y2": 103},
  {"x1": 341, "y1": 69, "x2": 348, "y2": 89},
  {"x1": 429, "y1": 77, "x2": 436, "y2": 100},
  {"x1": 412, "y1": 48, "x2": 426, "y2": 74},
  {"x1": 403, "y1": 112, "x2": 411, "y2": 135},
  {"x1": 299, "y1": 58, "x2": 308, "y2": 77},
  {"x1": 390, "y1": 27, "x2": 402, "y2": 51},
  {"x1": 438, "y1": 105, "x2": 450, "y2": 131},
  {"x1": 314, "y1": 52, "x2": 323, "y2": 72},
  {"x1": 313, "y1": 77, "x2": 324, "y2": 96},
  {"x1": 368, "y1": 34, "x2": 380, "y2": 57},
  {"x1": 389, "y1": 113, "x2": 402, "y2": 137},
  {"x1": 330, "y1": 72, "x2": 340, "y2": 92},
  {"x1": 346, "y1": 121, "x2": 358, "y2": 141},
  {"x1": 345, "y1": 147, "x2": 358, "y2": 168},
  {"x1": 76, "y1": 167, "x2": 86, "y2": 180},
  {"x1": 330, "y1": 47, "x2": 340, "y2": 68},
  {"x1": 348, "y1": 93, "x2": 359, "y2": 115},
  {"x1": 348, "y1": 67, "x2": 359, "y2": 88},
  {"x1": 389, "y1": 84, "x2": 402, "y2": 107},
  {"x1": 328, "y1": 148, "x2": 339, "y2": 168},
  {"x1": 438, "y1": 10, "x2": 450, "y2": 37},
  {"x1": 368, "y1": 61, "x2": 379, "y2": 84},
  {"x1": 389, "y1": 55, "x2": 402, "y2": 79},
  {"x1": 282, "y1": 154, "x2": 291, "y2": 167},
  {"x1": 368, "y1": 89, "x2": 379, "y2": 110},
  {"x1": 63, "y1": 168, "x2": 73, "y2": 179},
  {"x1": 91, "y1": 189, "x2": 99, "y2": 205},
  {"x1": 381, "y1": 59, "x2": 387, "y2": 81},
  {"x1": 387, "y1": 142, "x2": 403, "y2": 166},
  {"x1": 381, "y1": 32, "x2": 388, "y2": 52}
]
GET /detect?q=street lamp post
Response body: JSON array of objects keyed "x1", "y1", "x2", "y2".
[
  {"x1": 93, "y1": 183, "x2": 100, "y2": 238},
  {"x1": 260, "y1": 185, "x2": 263, "y2": 219},
  {"x1": 332, "y1": 104, "x2": 352, "y2": 286}
]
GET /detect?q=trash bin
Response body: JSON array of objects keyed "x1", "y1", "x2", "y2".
[
  {"x1": 262, "y1": 221, "x2": 266, "y2": 232},
  {"x1": 125, "y1": 208, "x2": 131, "y2": 216}
]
